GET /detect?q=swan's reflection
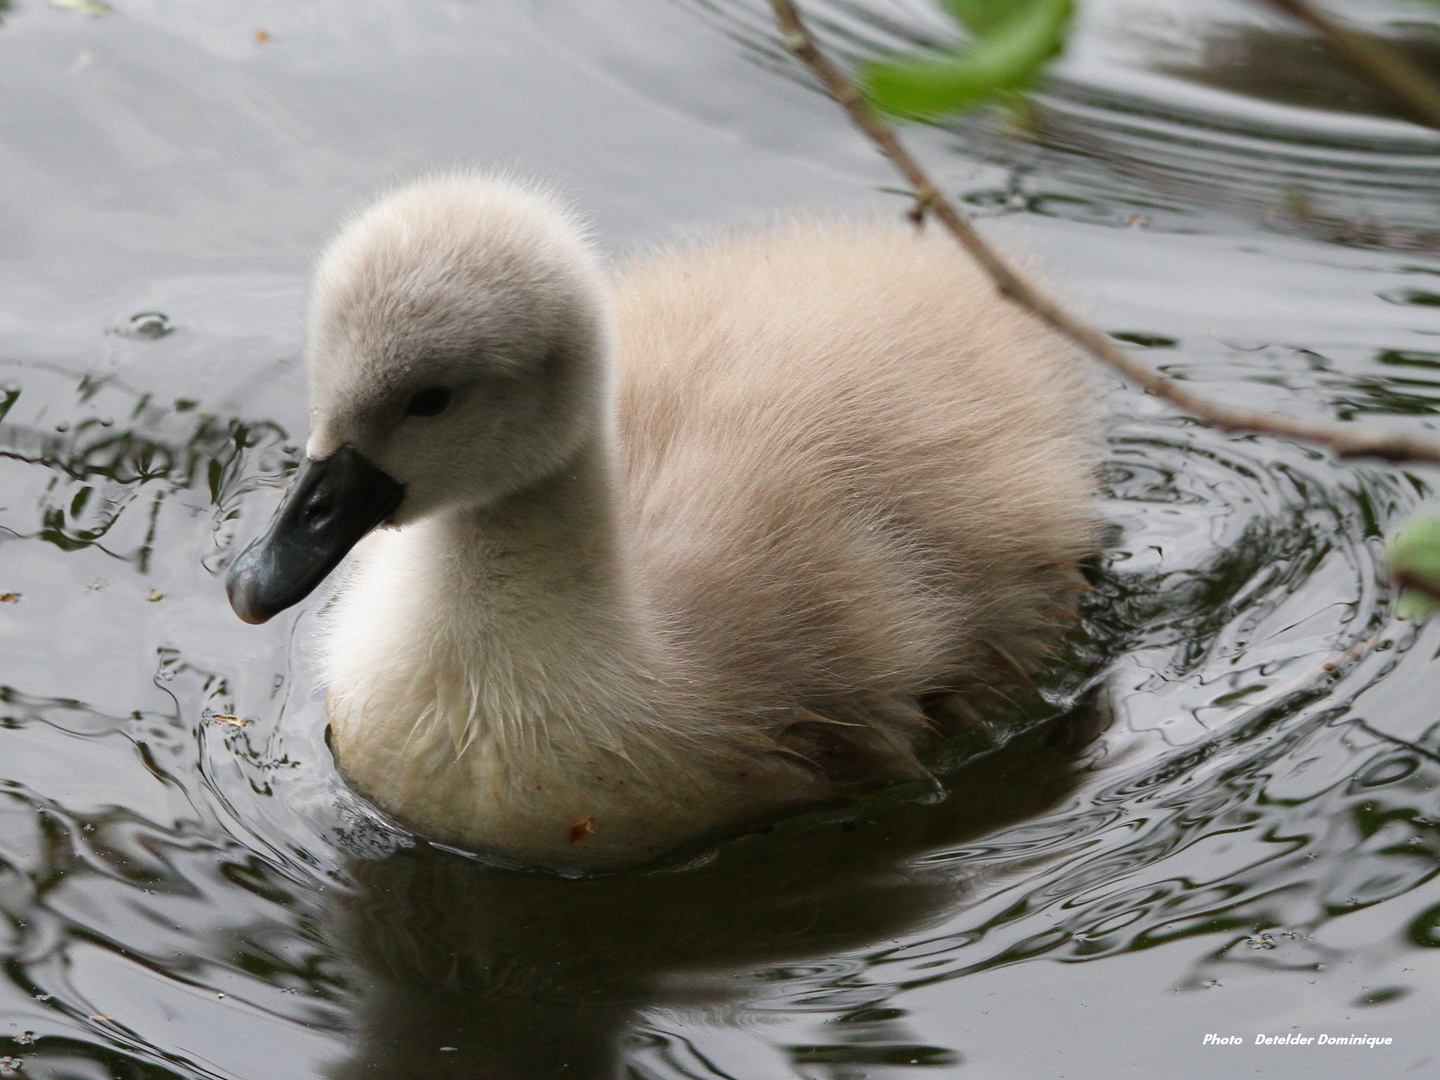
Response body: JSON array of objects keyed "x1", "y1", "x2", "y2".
[{"x1": 324, "y1": 698, "x2": 1107, "y2": 1079}]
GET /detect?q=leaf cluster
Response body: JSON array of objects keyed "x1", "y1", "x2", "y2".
[{"x1": 862, "y1": 0, "x2": 1073, "y2": 119}]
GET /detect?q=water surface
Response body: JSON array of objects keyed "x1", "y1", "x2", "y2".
[{"x1": 4, "y1": 1, "x2": 1440, "y2": 1077}]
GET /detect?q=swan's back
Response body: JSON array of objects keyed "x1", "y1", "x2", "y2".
[{"x1": 613, "y1": 222, "x2": 1095, "y2": 739}]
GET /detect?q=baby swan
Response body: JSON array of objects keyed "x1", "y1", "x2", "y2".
[{"x1": 226, "y1": 176, "x2": 1096, "y2": 872}]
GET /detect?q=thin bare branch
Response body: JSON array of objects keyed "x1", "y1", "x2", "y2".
[
  {"x1": 1234, "y1": 629, "x2": 1388, "y2": 718},
  {"x1": 1261, "y1": 0, "x2": 1440, "y2": 133},
  {"x1": 768, "y1": 0, "x2": 1440, "y2": 466}
]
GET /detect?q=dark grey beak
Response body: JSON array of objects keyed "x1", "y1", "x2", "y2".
[{"x1": 226, "y1": 444, "x2": 405, "y2": 624}]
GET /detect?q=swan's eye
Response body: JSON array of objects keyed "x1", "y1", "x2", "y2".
[{"x1": 404, "y1": 387, "x2": 452, "y2": 418}]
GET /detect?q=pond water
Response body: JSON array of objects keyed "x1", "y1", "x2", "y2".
[{"x1": 4, "y1": 0, "x2": 1440, "y2": 1076}]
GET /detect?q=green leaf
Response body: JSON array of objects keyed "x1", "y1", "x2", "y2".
[
  {"x1": 863, "y1": 0, "x2": 1073, "y2": 120},
  {"x1": 1397, "y1": 590, "x2": 1440, "y2": 622},
  {"x1": 1389, "y1": 514, "x2": 1440, "y2": 620},
  {"x1": 941, "y1": 0, "x2": 1036, "y2": 34},
  {"x1": 49, "y1": 0, "x2": 112, "y2": 14}
]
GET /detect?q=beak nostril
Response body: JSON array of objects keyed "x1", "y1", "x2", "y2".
[{"x1": 226, "y1": 444, "x2": 405, "y2": 624}]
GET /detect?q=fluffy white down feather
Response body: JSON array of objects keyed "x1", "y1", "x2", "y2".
[{"x1": 308, "y1": 176, "x2": 1097, "y2": 872}]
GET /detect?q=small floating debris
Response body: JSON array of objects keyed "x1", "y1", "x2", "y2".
[
  {"x1": 254, "y1": 28, "x2": 270, "y2": 43},
  {"x1": 568, "y1": 816, "x2": 594, "y2": 843},
  {"x1": 147, "y1": 589, "x2": 164, "y2": 602},
  {"x1": 50, "y1": 0, "x2": 111, "y2": 14},
  {"x1": 0, "y1": 593, "x2": 19, "y2": 603},
  {"x1": 116, "y1": 312, "x2": 173, "y2": 339},
  {"x1": 207, "y1": 712, "x2": 251, "y2": 728}
]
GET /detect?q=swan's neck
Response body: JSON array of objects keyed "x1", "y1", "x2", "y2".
[
  {"x1": 321, "y1": 438, "x2": 824, "y2": 866},
  {"x1": 320, "y1": 440, "x2": 714, "y2": 829},
  {"x1": 447, "y1": 438, "x2": 630, "y2": 639}
]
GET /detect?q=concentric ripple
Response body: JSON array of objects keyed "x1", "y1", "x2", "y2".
[{"x1": 542, "y1": 0, "x2": 1440, "y2": 249}]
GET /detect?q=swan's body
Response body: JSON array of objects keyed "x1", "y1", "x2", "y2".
[{"x1": 228, "y1": 177, "x2": 1096, "y2": 872}]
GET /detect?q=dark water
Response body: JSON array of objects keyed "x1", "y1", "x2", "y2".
[{"x1": 4, "y1": 0, "x2": 1440, "y2": 1077}]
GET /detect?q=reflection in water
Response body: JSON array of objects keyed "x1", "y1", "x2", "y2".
[
  {"x1": 1150, "y1": 18, "x2": 1440, "y2": 123},
  {"x1": 666, "y1": 0, "x2": 1440, "y2": 252},
  {"x1": 0, "y1": 361, "x2": 296, "y2": 574},
  {"x1": 1, "y1": 310, "x2": 1439, "y2": 1077},
  {"x1": 5, "y1": 0, "x2": 1440, "y2": 1075},
  {"x1": 327, "y1": 706, "x2": 1106, "y2": 1079}
]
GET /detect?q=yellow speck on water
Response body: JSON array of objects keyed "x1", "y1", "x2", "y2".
[
  {"x1": 210, "y1": 714, "x2": 249, "y2": 727},
  {"x1": 50, "y1": 0, "x2": 112, "y2": 15},
  {"x1": 254, "y1": 29, "x2": 271, "y2": 43},
  {"x1": 0, "y1": 593, "x2": 19, "y2": 603},
  {"x1": 147, "y1": 590, "x2": 164, "y2": 602}
]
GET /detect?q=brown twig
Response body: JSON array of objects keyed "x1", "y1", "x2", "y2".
[
  {"x1": 1231, "y1": 629, "x2": 1388, "y2": 719},
  {"x1": 768, "y1": 0, "x2": 1440, "y2": 466},
  {"x1": 1261, "y1": 0, "x2": 1440, "y2": 133}
]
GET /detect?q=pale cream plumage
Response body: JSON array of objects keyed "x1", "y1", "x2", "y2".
[{"x1": 287, "y1": 176, "x2": 1096, "y2": 872}]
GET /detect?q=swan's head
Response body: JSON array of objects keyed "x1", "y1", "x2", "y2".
[{"x1": 226, "y1": 176, "x2": 610, "y2": 624}]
